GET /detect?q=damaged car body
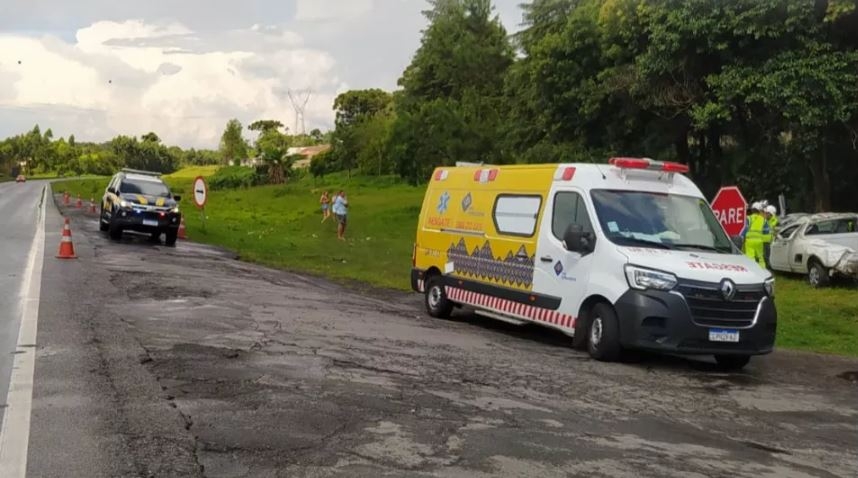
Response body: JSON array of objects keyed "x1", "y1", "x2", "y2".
[{"x1": 769, "y1": 213, "x2": 858, "y2": 287}]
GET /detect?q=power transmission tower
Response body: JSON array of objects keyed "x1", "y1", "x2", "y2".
[{"x1": 287, "y1": 89, "x2": 312, "y2": 135}]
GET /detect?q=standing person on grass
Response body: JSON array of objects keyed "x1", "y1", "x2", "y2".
[
  {"x1": 332, "y1": 190, "x2": 349, "y2": 241},
  {"x1": 320, "y1": 191, "x2": 331, "y2": 222}
]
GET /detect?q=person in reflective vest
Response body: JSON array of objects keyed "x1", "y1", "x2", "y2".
[
  {"x1": 763, "y1": 205, "x2": 778, "y2": 268},
  {"x1": 741, "y1": 202, "x2": 770, "y2": 268}
]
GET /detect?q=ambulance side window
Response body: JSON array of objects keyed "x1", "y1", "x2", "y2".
[
  {"x1": 552, "y1": 192, "x2": 593, "y2": 240},
  {"x1": 493, "y1": 195, "x2": 542, "y2": 237}
]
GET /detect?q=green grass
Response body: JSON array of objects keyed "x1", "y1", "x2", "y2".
[
  {"x1": 774, "y1": 276, "x2": 858, "y2": 356},
  {"x1": 52, "y1": 177, "x2": 110, "y2": 199},
  {"x1": 163, "y1": 165, "x2": 219, "y2": 181},
  {"x1": 54, "y1": 167, "x2": 858, "y2": 357},
  {"x1": 54, "y1": 170, "x2": 424, "y2": 290}
]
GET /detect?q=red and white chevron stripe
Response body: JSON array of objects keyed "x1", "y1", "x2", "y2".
[{"x1": 445, "y1": 286, "x2": 575, "y2": 329}]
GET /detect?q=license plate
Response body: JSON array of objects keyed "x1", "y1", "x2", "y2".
[
  {"x1": 143, "y1": 219, "x2": 159, "y2": 227},
  {"x1": 709, "y1": 328, "x2": 740, "y2": 343}
]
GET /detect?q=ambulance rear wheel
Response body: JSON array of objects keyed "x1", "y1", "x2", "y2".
[
  {"x1": 587, "y1": 303, "x2": 621, "y2": 362},
  {"x1": 425, "y1": 276, "x2": 453, "y2": 319}
]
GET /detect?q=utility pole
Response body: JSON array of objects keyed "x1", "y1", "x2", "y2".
[{"x1": 287, "y1": 89, "x2": 313, "y2": 135}]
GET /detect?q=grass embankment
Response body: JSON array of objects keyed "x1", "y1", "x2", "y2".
[
  {"x1": 55, "y1": 168, "x2": 423, "y2": 290},
  {"x1": 55, "y1": 167, "x2": 858, "y2": 357}
]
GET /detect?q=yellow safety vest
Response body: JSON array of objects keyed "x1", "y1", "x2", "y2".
[{"x1": 746, "y1": 214, "x2": 769, "y2": 243}]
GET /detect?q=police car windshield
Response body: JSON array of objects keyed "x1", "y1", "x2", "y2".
[
  {"x1": 120, "y1": 179, "x2": 171, "y2": 198},
  {"x1": 591, "y1": 190, "x2": 734, "y2": 253}
]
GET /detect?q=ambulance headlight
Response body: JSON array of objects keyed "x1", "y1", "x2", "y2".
[
  {"x1": 119, "y1": 200, "x2": 130, "y2": 208},
  {"x1": 764, "y1": 277, "x2": 775, "y2": 298},
  {"x1": 625, "y1": 265, "x2": 677, "y2": 291}
]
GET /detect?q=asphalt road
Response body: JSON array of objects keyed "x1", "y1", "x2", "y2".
[
  {"x1": 26, "y1": 195, "x2": 858, "y2": 477},
  {"x1": 0, "y1": 180, "x2": 44, "y2": 428}
]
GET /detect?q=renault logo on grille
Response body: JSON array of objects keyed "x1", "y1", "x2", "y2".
[{"x1": 720, "y1": 279, "x2": 737, "y2": 301}]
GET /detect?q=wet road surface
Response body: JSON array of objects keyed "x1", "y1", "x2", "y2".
[
  {"x1": 28, "y1": 193, "x2": 858, "y2": 477},
  {"x1": 0, "y1": 180, "x2": 44, "y2": 429}
]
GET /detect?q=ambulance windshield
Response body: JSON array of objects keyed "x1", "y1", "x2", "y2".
[{"x1": 590, "y1": 190, "x2": 735, "y2": 253}]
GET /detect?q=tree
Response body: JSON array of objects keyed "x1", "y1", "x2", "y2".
[
  {"x1": 249, "y1": 120, "x2": 285, "y2": 133},
  {"x1": 506, "y1": 0, "x2": 858, "y2": 211},
  {"x1": 220, "y1": 119, "x2": 248, "y2": 166},
  {"x1": 141, "y1": 132, "x2": 161, "y2": 143},
  {"x1": 391, "y1": 0, "x2": 514, "y2": 182},
  {"x1": 250, "y1": 122, "x2": 291, "y2": 184},
  {"x1": 334, "y1": 90, "x2": 393, "y2": 128},
  {"x1": 330, "y1": 89, "x2": 396, "y2": 177}
]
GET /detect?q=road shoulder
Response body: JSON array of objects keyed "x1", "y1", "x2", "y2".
[{"x1": 27, "y1": 189, "x2": 202, "y2": 477}]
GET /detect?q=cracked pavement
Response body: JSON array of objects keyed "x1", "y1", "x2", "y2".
[{"x1": 27, "y1": 194, "x2": 858, "y2": 477}]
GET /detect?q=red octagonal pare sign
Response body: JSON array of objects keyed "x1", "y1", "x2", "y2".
[{"x1": 711, "y1": 186, "x2": 748, "y2": 237}]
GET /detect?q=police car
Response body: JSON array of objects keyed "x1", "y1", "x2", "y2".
[{"x1": 101, "y1": 169, "x2": 182, "y2": 245}]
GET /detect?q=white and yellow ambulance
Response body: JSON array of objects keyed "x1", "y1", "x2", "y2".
[{"x1": 411, "y1": 158, "x2": 776, "y2": 369}]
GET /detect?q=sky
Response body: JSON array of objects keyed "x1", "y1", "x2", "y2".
[{"x1": 0, "y1": 0, "x2": 523, "y2": 148}]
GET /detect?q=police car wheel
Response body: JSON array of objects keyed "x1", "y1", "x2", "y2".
[
  {"x1": 165, "y1": 229, "x2": 178, "y2": 247},
  {"x1": 714, "y1": 355, "x2": 751, "y2": 371},
  {"x1": 108, "y1": 219, "x2": 123, "y2": 241},
  {"x1": 807, "y1": 260, "x2": 829, "y2": 288},
  {"x1": 425, "y1": 276, "x2": 453, "y2": 319},
  {"x1": 99, "y1": 207, "x2": 109, "y2": 232},
  {"x1": 587, "y1": 303, "x2": 621, "y2": 362}
]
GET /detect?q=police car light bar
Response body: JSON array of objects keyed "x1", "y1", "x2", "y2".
[
  {"x1": 121, "y1": 168, "x2": 162, "y2": 176},
  {"x1": 608, "y1": 157, "x2": 689, "y2": 174}
]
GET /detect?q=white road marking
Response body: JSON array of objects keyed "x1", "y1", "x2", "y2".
[{"x1": 0, "y1": 186, "x2": 47, "y2": 477}]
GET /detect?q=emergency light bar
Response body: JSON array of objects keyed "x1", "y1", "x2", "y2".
[
  {"x1": 608, "y1": 157, "x2": 689, "y2": 174},
  {"x1": 121, "y1": 168, "x2": 162, "y2": 176}
]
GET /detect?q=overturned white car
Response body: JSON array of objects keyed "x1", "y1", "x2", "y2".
[{"x1": 770, "y1": 213, "x2": 858, "y2": 287}]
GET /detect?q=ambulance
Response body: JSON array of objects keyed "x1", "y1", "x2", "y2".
[{"x1": 411, "y1": 158, "x2": 777, "y2": 370}]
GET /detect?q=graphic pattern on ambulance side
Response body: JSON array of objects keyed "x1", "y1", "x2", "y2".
[
  {"x1": 446, "y1": 287, "x2": 575, "y2": 329},
  {"x1": 446, "y1": 239, "x2": 535, "y2": 287}
]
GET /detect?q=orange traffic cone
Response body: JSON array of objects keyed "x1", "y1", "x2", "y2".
[
  {"x1": 178, "y1": 216, "x2": 188, "y2": 240},
  {"x1": 57, "y1": 218, "x2": 77, "y2": 259},
  {"x1": 76, "y1": 194, "x2": 83, "y2": 209},
  {"x1": 90, "y1": 198, "x2": 97, "y2": 214},
  {"x1": 63, "y1": 192, "x2": 70, "y2": 206}
]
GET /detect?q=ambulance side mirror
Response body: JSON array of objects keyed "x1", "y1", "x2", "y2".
[{"x1": 563, "y1": 224, "x2": 595, "y2": 255}]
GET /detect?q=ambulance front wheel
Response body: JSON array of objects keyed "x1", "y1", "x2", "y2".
[
  {"x1": 587, "y1": 303, "x2": 622, "y2": 362},
  {"x1": 425, "y1": 276, "x2": 454, "y2": 319}
]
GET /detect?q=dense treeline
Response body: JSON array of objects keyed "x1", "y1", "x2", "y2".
[
  {"x1": 0, "y1": 126, "x2": 221, "y2": 177},
  {"x1": 322, "y1": 0, "x2": 858, "y2": 212},
  {"x1": 0, "y1": 121, "x2": 328, "y2": 179}
]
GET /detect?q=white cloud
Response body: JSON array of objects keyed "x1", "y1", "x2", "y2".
[
  {"x1": 0, "y1": 19, "x2": 340, "y2": 147},
  {"x1": 295, "y1": 0, "x2": 375, "y2": 22},
  {"x1": 0, "y1": 0, "x2": 526, "y2": 148}
]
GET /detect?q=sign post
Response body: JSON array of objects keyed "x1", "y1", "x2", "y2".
[
  {"x1": 192, "y1": 176, "x2": 208, "y2": 233},
  {"x1": 710, "y1": 186, "x2": 748, "y2": 237}
]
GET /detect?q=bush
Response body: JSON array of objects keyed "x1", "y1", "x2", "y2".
[{"x1": 208, "y1": 166, "x2": 266, "y2": 190}]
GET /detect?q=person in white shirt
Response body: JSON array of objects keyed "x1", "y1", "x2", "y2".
[{"x1": 332, "y1": 191, "x2": 349, "y2": 240}]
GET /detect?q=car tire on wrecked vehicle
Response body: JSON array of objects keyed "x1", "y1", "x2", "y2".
[
  {"x1": 715, "y1": 354, "x2": 751, "y2": 371},
  {"x1": 425, "y1": 275, "x2": 454, "y2": 319},
  {"x1": 807, "y1": 259, "x2": 830, "y2": 288}
]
